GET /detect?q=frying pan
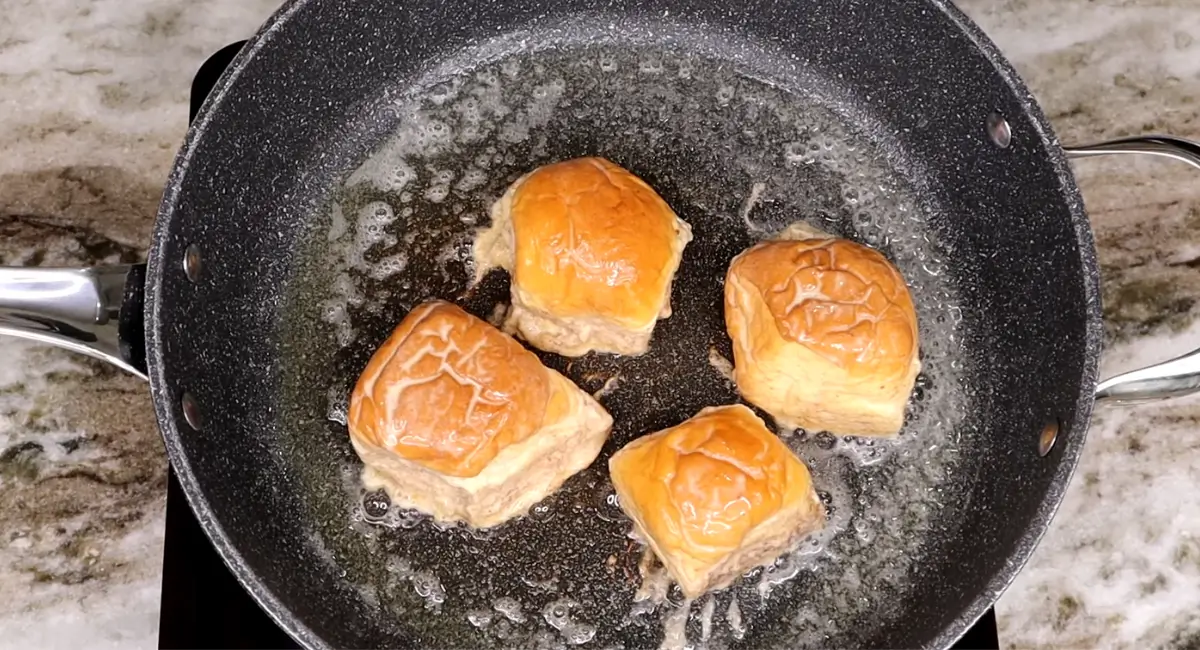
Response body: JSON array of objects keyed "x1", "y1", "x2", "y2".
[{"x1": 4, "y1": 0, "x2": 1200, "y2": 647}]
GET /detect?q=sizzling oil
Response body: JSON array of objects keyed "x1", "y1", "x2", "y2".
[{"x1": 284, "y1": 42, "x2": 973, "y2": 650}]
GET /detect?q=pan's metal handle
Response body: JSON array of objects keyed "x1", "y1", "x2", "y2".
[
  {"x1": 1065, "y1": 135, "x2": 1200, "y2": 169},
  {"x1": 0, "y1": 265, "x2": 147, "y2": 379},
  {"x1": 1065, "y1": 135, "x2": 1200, "y2": 404}
]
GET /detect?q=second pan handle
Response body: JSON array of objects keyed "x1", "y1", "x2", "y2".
[{"x1": 1064, "y1": 135, "x2": 1200, "y2": 404}]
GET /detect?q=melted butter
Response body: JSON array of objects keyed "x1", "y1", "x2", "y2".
[{"x1": 659, "y1": 598, "x2": 693, "y2": 650}]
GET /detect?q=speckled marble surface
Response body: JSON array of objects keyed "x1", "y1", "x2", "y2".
[{"x1": 0, "y1": 1, "x2": 1198, "y2": 648}]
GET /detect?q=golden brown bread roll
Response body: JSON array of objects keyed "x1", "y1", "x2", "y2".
[
  {"x1": 473, "y1": 157, "x2": 692, "y2": 357},
  {"x1": 348, "y1": 300, "x2": 612, "y2": 528},
  {"x1": 608, "y1": 404, "x2": 824, "y2": 598},
  {"x1": 724, "y1": 224, "x2": 920, "y2": 436}
]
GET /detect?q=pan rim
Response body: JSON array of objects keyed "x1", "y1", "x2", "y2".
[
  {"x1": 144, "y1": 0, "x2": 1103, "y2": 648},
  {"x1": 919, "y1": 2, "x2": 1102, "y2": 649},
  {"x1": 145, "y1": 1, "x2": 331, "y2": 649}
]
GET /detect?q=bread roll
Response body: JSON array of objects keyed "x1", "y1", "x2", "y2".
[
  {"x1": 608, "y1": 404, "x2": 824, "y2": 598},
  {"x1": 348, "y1": 301, "x2": 613, "y2": 528},
  {"x1": 724, "y1": 224, "x2": 920, "y2": 436},
  {"x1": 474, "y1": 157, "x2": 692, "y2": 357}
]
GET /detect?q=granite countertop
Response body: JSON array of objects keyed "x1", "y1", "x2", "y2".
[{"x1": 1, "y1": 1, "x2": 1198, "y2": 648}]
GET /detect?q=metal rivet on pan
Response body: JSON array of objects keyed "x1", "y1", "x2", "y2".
[
  {"x1": 182, "y1": 392, "x2": 203, "y2": 430},
  {"x1": 1038, "y1": 419, "x2": 1059, "y2": 457},
  {"x1": 183, "y1": 244, "x2": 202, "y2": 283},
  {"x1": 987, "y1": 113, "x2": 1012, "y2": 149}
]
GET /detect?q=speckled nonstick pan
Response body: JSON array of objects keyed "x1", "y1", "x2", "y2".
[{"x1": 4, "y1": 0, "x2": 1200, "y2": 648}]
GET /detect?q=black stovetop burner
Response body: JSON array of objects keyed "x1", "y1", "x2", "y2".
[{"x1": 157, "y1": 42, "x2": 1002, "y2": 650}]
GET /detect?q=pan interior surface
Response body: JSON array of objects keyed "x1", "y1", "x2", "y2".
[
  {"x1": 154, "y1": 1, "x2": 1095, "y2": 649},
  {"x1": 283, "y1": 35, "x2": 973, "y2": 650}
]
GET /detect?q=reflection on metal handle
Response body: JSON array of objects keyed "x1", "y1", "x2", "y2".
[
  {"x1": 1065, "y1": 136, "x2": 1200, "y2": 404},
  {"x1": 1065, "y1": 135, "x2": 1200, "y2": 170},
  {"x1": 0, "y1": 265, "x2": 146, "y2": 379}
]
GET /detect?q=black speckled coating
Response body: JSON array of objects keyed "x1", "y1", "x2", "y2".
[{"x1": 144, "y1": 0, "x2": 1101, "y2": 648}]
